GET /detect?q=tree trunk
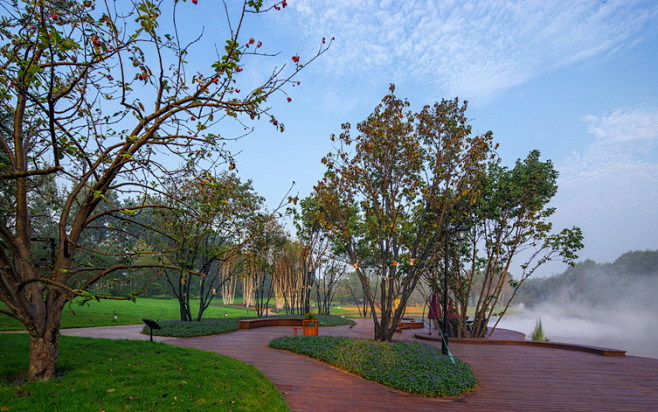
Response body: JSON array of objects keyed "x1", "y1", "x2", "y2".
[
  {"x1": 374, "y1": 321, "x2": 396, "y2": 341},
  {"x1": 178, "y1": 295, "x2": 191, "y2": 321},
  {"x1": 28, "y1": 328, "x2": 60, "y2": 381}
]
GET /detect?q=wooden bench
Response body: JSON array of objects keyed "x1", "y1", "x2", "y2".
[
  {"x1": 397, "y1": 319, "x2": 424, "y2": 329},
  {"x1": 238, "y1": 318, "x2": 304, "y2": 329}
]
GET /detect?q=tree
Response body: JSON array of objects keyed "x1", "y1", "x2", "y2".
[
  {"x1": 292, "y1": 196, "x2": 331, "y2": 313},
  {"x1": 0, "y1": 0, "x2": 329, "y2": 380},
  {"x1": 271, "y1": 239, "x2": 306, "y2": 313},
  {"x1": 218, "y1": 254, "x2": 240, "y2": 305},
  {"x1": 336, "y1": 270, "x2": 374, "y2": 318},
  {"x1": 314, "y1": 85, "x2": 493, "y2": 341},
  {"x1": 430, "y1": 151, "x2": 583, "y2": 337},
  {"x1": 155, "y1": 172, "x2": 263, "y2": 321},
  {"x1": 241, "y1": 213, "x2": 287, "y2": 317},
  {"x1": 516, "y1": 250, "x2": 658, "y2": 310},
  {"x1": 314, "y1": 259, "x2": 345, "y2": 315}
]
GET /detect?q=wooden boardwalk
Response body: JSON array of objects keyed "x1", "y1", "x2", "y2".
[{"x1": 62, "y1": 320, "x2": 658, "y2": 411}]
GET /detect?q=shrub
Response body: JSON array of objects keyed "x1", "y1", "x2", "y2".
[
  {"x1": 145, "y1": 317, "x2": 243, "y2": 338},
  {"x1": 146, "y1": 315, "x2": 354, "y2": 338},
  {"x1": 269, "y1": 336, "x2": 477, "y2": 397},
  {"x1": 531, "y1": 318, "x2": 550, "y2": 341},
  {"x1": 307, "y1": 314, "x2": 354, "y2": 327}
]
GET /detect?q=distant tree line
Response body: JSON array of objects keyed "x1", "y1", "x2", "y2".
[{"x1": 515, "y1": 250, "x2": 658, "y2": 310}]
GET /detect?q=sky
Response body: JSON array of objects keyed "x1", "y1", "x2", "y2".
[{"x1": 185, "y1": 0, "x2": 658, "y2": 277}]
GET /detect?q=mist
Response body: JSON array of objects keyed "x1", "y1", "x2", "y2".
[
  {"x1": 501, "y1": 250, "x2": 658, "y2": 358},
  {"x1": 498, "y1": 302, "x2": 658, "y2": 358}
]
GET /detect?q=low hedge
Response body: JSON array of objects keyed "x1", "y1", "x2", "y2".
[
  {"x1": 145, "y1": 317, "x2": 243, "y2": 338},
  {"x1": 269, "y1": 336, "x2": 477, "y2": 397},
  {"x1": 145, "y1": 315, "x2": 354, "y2": 338}
]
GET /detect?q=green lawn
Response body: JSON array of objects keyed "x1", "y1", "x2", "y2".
[
  {"x1": 329, "y1": 305, "x2": 518, "y2": 319},
  {"x1": 0, "y1": 298, "x2": 256, "y2": 331},
  {"x1": 0, "y1": 334, "x2": 288, "y2": 411}
]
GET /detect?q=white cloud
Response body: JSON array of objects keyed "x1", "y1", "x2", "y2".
[
  {"x1": 584, "y1": 109, "x2": 658, "y2": 143},
  {"x1": 553, "y1": 108, "x2": 658, "y2": 262},
  {"x1": 277, "y1": 0, "x2": 658, "y2": 101}
]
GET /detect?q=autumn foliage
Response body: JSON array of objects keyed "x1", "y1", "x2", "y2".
[{"x1": 314, "y1": 85, "x2": 494, "y2": 341}]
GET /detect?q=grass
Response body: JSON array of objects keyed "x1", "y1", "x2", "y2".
[
  {"x1": 0, "y1": 333, "x2": 288, "y2": 411},
  {"x1": 148, "y1": 314, "x2": 355, "y2": 338},
  {"x1": 0, "y1": 298, "x2": 256, "y2": 331},
  {"x1": 330, "y1": 305, "x2": 519, "y2": 319},
  {"x1": 531, "y1": 318, "x2": 550, "y2": 341},
  {"x1": 269, "y1": 336, "x2": 477, "y2": 397}
]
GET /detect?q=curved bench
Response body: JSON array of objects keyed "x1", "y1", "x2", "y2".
[
  {"x1": 238, "y1": 318, "x2": 305, "y2": 329},
  {"x1": 414, "y1": 332, "x2": 626, "y2": 356}
]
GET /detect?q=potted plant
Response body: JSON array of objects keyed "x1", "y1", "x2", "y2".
[{"x1": 303, "y1": 312, "x2": 319, "y2": 336}]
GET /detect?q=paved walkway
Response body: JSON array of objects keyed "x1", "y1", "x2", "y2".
[{"x1": 62, "y1": 320, "x2": 658, "y2": 411}]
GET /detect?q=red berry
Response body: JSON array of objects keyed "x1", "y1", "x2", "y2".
[
  {"x1": 192, "y1": 0, "x2": 197, "y2": 4},
  {"x1": 292, "y1": 56, "x2": 300, "y2": 63},
  {"x1": 235, "y1": 89, "x2": 240, "y2": 93},
  {"x1": 257, "y1": 41, "x2": 262, "y2": 48},
  {"x1": 287, "y1": 97, "x2": 292, "y2": 102},
  {"x1": 212, "y1": 77, "x2": 219, "y2": 84}
]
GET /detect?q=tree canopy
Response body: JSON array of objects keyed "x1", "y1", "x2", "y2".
[
  {"x1": 314, "y1": 85, "x2": 494, "y2": 341},
  {"x1": 0, "y1": 0, "x2": 328, "y2": 380}
]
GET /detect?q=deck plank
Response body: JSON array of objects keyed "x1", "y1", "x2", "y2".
[{"x1": 64, "y1": 320, "x2": 658, "y2": 411}]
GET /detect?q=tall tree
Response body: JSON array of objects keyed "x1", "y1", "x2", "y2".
[
  {"x1": 292, "y1": 196, "x2": 331, "y2": 313},
  {"x1": 241, "y1": 213, "x2": 286, "y2": 317},
  {"x1": 0, "y1": 0, "x2": 329, "y2": 380},
  {"x1": 155, "y1": 172, "x2": 263, "y2": 321},
  {"x1": 314, "y1": 85, "x2": 493, "y2": 341},
  {"x1": 426, "y1": 151, "x2": 583, "y2": 337},
  {"x1": 314, "y1": 259, "x2": 345, "y2": 315}
]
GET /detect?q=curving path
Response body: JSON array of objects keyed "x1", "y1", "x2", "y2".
[{"x1": 62, "y1": 320, "x2": 658, "y2": 411}]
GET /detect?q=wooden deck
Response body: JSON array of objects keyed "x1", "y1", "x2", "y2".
[
  {"x1": 415, "y1": 330, "x2": 627, "y2": 356},
  {"x1": 62, "y1": 320, "x2": 658, "y2": 411}
]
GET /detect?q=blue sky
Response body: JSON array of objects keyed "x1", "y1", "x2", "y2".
[{"x1": 188, "y1": 0, "x2": 658, "y2": 276}]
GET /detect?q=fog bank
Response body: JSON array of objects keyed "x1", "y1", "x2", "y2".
[
  {"x1": 498, "y1": 303, "x2": 658, "y2": 359},
  {"x1": 505, "y1": 250, "x2": 658, "y2": 358}
]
